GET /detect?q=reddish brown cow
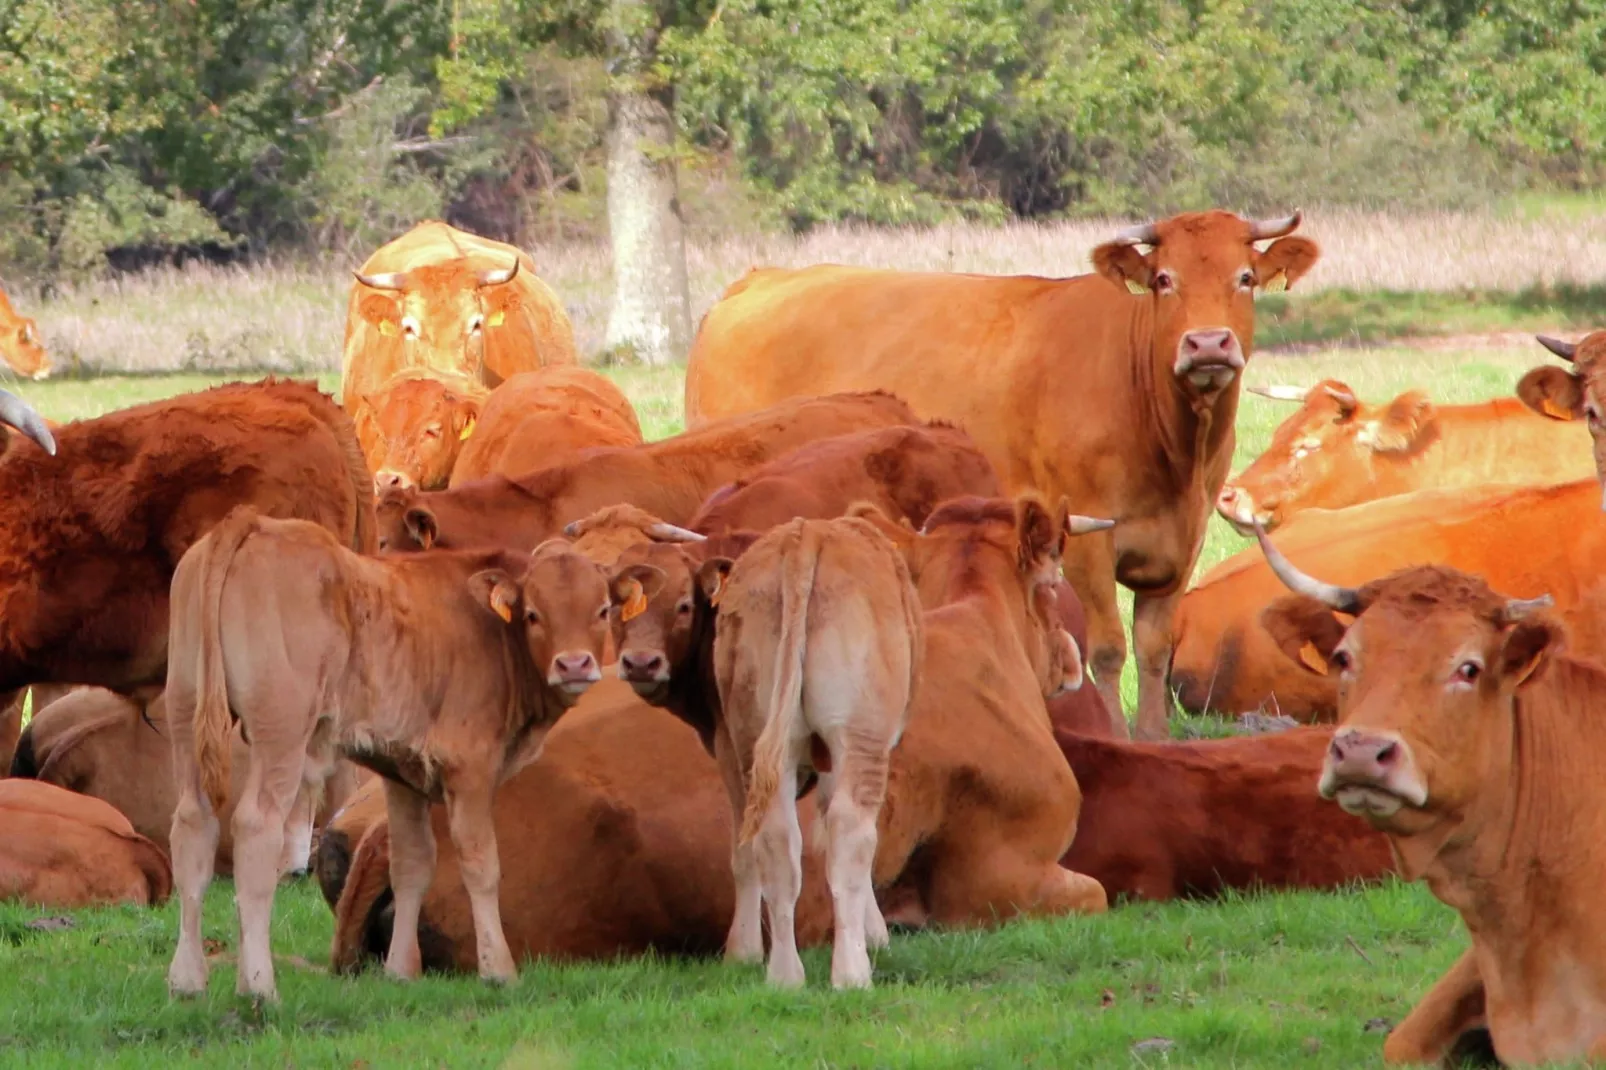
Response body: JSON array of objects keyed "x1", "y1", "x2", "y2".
[
  {"x1": 0, "y1": 780, "x2": 171, "y2": 908},
  {"x1": 0, "y1": 379, "x2": 374, "y2": 698},
  {"x1": 687, "y1": 422, "x2": 1001, "y2": 535},
  {"x1": 1056, "y1": 726, "x2": 1395, "y2": 901},
  {"x1": 1516, "y1": 330, "x2": 1606, "y2": 505},
  {"x1": 1218, "y1": 379, "x2": 1593, "y2": 533},
  {"x1": 376, "y1": 391, "x2": 918, "y2": 555},
  {"x1": 684, "y1": 211, "x2": 1321, "y2": 740},
  {"x1": 450, "y1": 367, "x2": 644, "y2": 487},
  {"x1": 357, "y1": 370, "x2": 488, "y2": 491},
  {"x1": 1043, "y1": 581, "x2": 1114, "y2": 738},
  {"x1": 164, "y1": 511, "x2": 609, "y2": 1001}
]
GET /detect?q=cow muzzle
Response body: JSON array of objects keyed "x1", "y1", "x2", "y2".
[
  {"x1": 1318, "y1": 728, "x2": 1428, "y2": 818},
  {"x1": 31, "y1": 366, "x2": 51, "y2": 381},
  {"x1": 1215, "y1": 484, "x2": 1275, "y2": 535},
  {"x1": 375, "y1": 469, "x2": 414, "y2": 493},
  {"x1": 1174, "y1": 329, "x2": 1245, "y2": 392},
  {"x1": 616, "y1": 649, "x2": 670, "y2": 694},
  {"x1": 548, "y1": 652, "x2": 601, "y2": 696}
]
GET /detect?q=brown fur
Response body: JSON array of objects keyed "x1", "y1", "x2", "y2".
[
  {"x1": 451, "y1": 366, "x2": 643, "y2": 486},
  {"x1": 1515, "y1": 328, "x2": 1606, "y2": 495},
  {"x1": 355, "y1": 370, "x2": 488, "y2": 488},
  {"x1": 0, "y1": 283, "x2": 50, "y2": 379},
  {"x1": 0, "y1": 779, "x2": 171, "y2": 906}
]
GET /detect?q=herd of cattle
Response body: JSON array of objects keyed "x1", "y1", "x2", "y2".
[{"x1": 4, "y1": 210, "x2": 1606, "y2": 1064}]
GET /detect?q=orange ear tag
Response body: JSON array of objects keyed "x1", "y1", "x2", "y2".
[
  {"x1": 1540, "y1": 398, "x2": 1575, "y2": 421},
  {"x1": 493, "y1": 598, "x2": 513, "y2": 623},
  {"x1": 1125, "y1": 279, "x2": 1149, "y2": 295},
  {"x1": 378, "y1": 319, "x2": 398, "y2": 337},
  {"x1": 621, "y1": 582, "x2": 647, "y2": 623},
  {"x1": 1298, "y1": 641, "x2": 1329, "y2": 675},
  {"x1": 487, "y1": 310, "x2": 506, "y2": 328},
  {"x1": 459, "y1": 416, "x2": 477, "y2": 441}
]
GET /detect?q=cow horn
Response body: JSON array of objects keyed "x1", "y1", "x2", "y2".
[
  {"x1": 477, "y1": 259, "x2": 520, "y2": 287},
  {"x1": 1248, "y1": 210, "x2": 1302, "y2": 242},
  {"x1": 1322, "y1": 384, "x2": 1358, "y2": 410},
  {"x1": 1253, "y1": 521, "x2": 1361, "y2": 614},
  {"x1": 1536, "y1": 335, "x2": 1578, "y2": 363},
  {"x1": 561, "y1": 520, "x2": 583, "y2": 537},
  {"x1": 353, "y1": 270, "x2": 409, "y2": 291},
  {"x1": 1248, "y1": 384, "x2": 1311, "y2": 403},
  {"x1": 1066, "y1": 515, "x2": 1115, "y2": 535},
  {"x1": 1111, "y1": 220, "x2": 1160, "y2": 247},
  {"x1": 646, "y1": 521, "x2": 707, "y2": 543},
  {"x1": 0, "y1": 388, "x2": 56, "y2": 455},
  {"x1": 1503, "y1": 594, "x2": 1554, "y2": 622}
]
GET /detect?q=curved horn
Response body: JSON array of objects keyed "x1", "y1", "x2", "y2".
[
  {"x1": 646, "y1": 521, "x2": 707, "y2": 543},
  {"x1": 1066, "y1": 515, "x2": 1116, "y2": 536},
  {"x1": 1322, "y1": 384, "x2": 1358, "y2": 411},
  {"x1": 1502, "y1": 594, "x2": 1554, "y2": 622},
  {"x1": 1253, "y1": 521, "x2": 1360, "y2": 614},
  {"x1": 1111, "y1": 220, "x2": 1160, "y2": 247},
  {"x1": 0, "y1": 389, "x2": 56, "y2": 455},
  {"x1": 562, "y1": 520, "x2": 583, "y2": 537},
  {"x1": 477, "y1": 259, "x2": 520, "y2": 287},
  {"x1": 353, "y1": 269, "x2": 409, "y2": 292},
  {"x1": 1248, "y1": 210, "x2": 1302, "y2": 242},
  {"x1": 1536, "y1": 335, "x2": 1578, "y2": 363},
  {"x1": 1248, "y1": 384, "x2": 1312, "y2": 404}
]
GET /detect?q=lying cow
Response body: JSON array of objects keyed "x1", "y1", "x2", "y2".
[
  {"x1": 376, "y1": 391, "x2": 918, "y2": 554},
  {"x1": 688, "y1": 422, "x2": 1001, "y2": 535},
  {"x1": 1217, "y1": 378, "x2": 1592, "y2": 533},
  {"x1": 164, "y1": 509, "x2": 609, "y2": 1001},
  {"x1": 0, "y1": 779, "x2": 171, "y2": 908},
  {"x1": 1516, "y1": 330, "x2": 1606, "y2": 504},
  {"x1": 1255, "y1": 526, "x2": 1605, "y2": 1067},
  {"x1": 1, "y1": 684, "x2": 75, "y2": 774}
]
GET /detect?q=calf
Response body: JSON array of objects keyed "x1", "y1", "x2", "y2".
[
  {"x1": 0, "y1": 780, "x2": 171, "y2": 908},
  {"x1": 357, "y1": 370, "x2": 488, "y2": 491},
  {"x1": 688, "y1": 422, "x2": 1001, "y2": 535},
  {"x1": 1257, "y1": 525, "x2": 1606, "y2": 1066},
  {"x1": 451, "y1": 367, "x2": 644, "y2": 487},
  {"x1": 1516, "y1": 329, "x2": 1606, "y2": 505},
  {"x1": 164, "y1": 508, "x2": 609, "y2": 1001},
  {"x1": 375, "y1": 391, "x2": 918, "y2": 554}
]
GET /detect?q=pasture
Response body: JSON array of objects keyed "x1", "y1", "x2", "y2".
[{"x1": 0, "y1": 324, "x2": 1569, "y2": 1066}]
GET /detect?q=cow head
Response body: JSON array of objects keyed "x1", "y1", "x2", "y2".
[
  {"x1": 607, "y1": 542, "x2": 723, "y2": 700},
  {"x1": 1218, "y1": 381, "x2": 1437, "y2": 533},
  {"x1": 1254, "y1": 524, "x2": 1557, "y2": 836},
  {"x1": 469, "y1": 539, "x2": 611, "y2": 700},
  {"x1": 0, "y1": 316, "x2": 50, "y2": 380},
  {"x1": 563, "y1": 505, "x2": 707, "y2": 570},
  {"x1": 375, "y1": 487, "x2": 440, "y2": 553},
  {"x1": 358, "y1": 376, "x2": 484, "y2": 492},
  {"x1": 353, "y1": 257, "x2": 523, "y2": 376},
  {"x1": 1516, "y1": 331, "x2": 1606, "y2": 506},
  {"x1": 1091, "y1": 210, "x2": 1320, "y2": 399},
  {"x1": 0, "y1": 388, "x2": 56, "y2": 455}
]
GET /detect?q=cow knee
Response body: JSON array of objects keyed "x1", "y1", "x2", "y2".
[{"x1": 1090, "y1": 644, "x2": 1125, "y2": 682}]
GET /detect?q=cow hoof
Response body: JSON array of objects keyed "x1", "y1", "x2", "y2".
[
  {"x1": 480, "y1": 965, "x2": 517, "y2": 986},
  {"x1": 724, "y1": 940, "x2": 764, "y2": 965},
  {"x1": 766, "y1": 958, "x2": 806, "y2": 989},
  {"x1": 831, "y1": 970, "x2": 873, "y2": 991}
]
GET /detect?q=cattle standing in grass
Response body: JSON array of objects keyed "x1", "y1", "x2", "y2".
[
  {"x1": 449, "y1": 367, "x2": 644, "y2": 488},
  {"x1": 0, "y1": 286, "x2": 50, "y2": 380},
  {"x1": 376, "y1": 391, "x2": 918, "y2": 554},
  {"x1": 1216, "y1": 379, "x2": 1592, "y2": 533},
  {"x1": 1, "y1": 780, "x2": 170, "y2": 907},
  {"x1": 0, "y1": 379, "x2": 373, "y2": 698},
  {"x1": 684, "y1": 210, "x2": 1320, "y2": 741},
  {"x1": 1516, "y1": 330, "x2": 1606, "y2": 506},
  {"x1": 1255, "y1": 528, "x2": 1606, "y2": 1067},
  {"x1": 164, "y1": 510, "x2": 609, "y2": 1001}
]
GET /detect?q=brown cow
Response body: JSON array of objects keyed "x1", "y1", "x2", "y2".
[
  {"x1": 163, "y1": 510, "x2": 609, "y2": 1001},
  {"x1": 450, "y1": 367, "x2": 644, "y2": 487},
  {"x1": 687, "y1": 422, "x2": 1001, "y2": 535},
  {"x1": 684, "y1": 210, "x2": 1321, "y2": 740},
  {"x1": 357, "y1": 370, "x2": 488, "y2": 490},
  {"x1": 0, "y1": 285, "x2": 51, "y2": 380},
  {"x1": 1, "y1": 684, "x2": 74, "y2": 774},
  {"x1": 1256, "y1": 529, "x2": 1606, "y2": 1066},
  {"x1": 1516, "y1": 330, "x2": 1606, "y2": 506},
  {"x1": 0, "y1": 780, "x2": 170, "y2": 907},
  {"x1": 1172, "y1": 479, "x2": 1606, "y2": 722},
  {"x1": 1043, "y1": 581, "x2": 1114, "y2": 738},
  {"x1": 1216, "y1": 379, "x2": 1592, "y2": 533},
  {"x1": 1056, "y1": 725, "x2": 1395, "y2": 901},
  {"x1": 376, "y1": 391, "x2": 918, "y2": 555},
  {"x1": 0, "y1": 379, "x2": 374, "y2": 698}
]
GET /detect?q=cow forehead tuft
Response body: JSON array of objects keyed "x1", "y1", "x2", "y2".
[{"x1": 1358, "y1": 566, "x2": 1509, "y2": 624}]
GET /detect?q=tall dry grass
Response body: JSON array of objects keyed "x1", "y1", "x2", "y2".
[{"x1": 11, "y1": 206, "x2": 1606, "y2": 376}]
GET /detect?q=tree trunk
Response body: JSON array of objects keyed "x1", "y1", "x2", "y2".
[{"x1": 603, "y1": 47, "x2": 692, "y2": 366}]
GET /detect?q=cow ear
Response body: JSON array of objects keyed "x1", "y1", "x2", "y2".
[
  {"x1": 1055, "y1": 629, "x2": 1085, "y2": 692},
  {"x1": 1091, "y1": 242, "x2": 1154, "y2": 294},
  {"x1": 1501, "y1": 619, "x2": 1557, "y2": 689},
  {"x1": 404, "y1": 507, "x2": 438, "y2": 551},
  {"x1": 1516, "y1": 366, "x2": 1585, "y2": 422},
  {"x1": 610, "y1": 563, "x2": 667, "y2": 609},
  {"x1": 358, "y1": 293, "x2": 400, "y2": 330},
  {"x1": 696, "y1": 558, "x2": 734, "y2": 607},
  {"x1": 454, "y1": 397, "x2": 482, "y2": 440},
  {"x1": 1368, "y1": 392, "x2": 1435, "y2": 453},
  {"x1": 1015, "y1": 495, "x2": 1059, "y2": 574},
  {"x1": 1260, "y1": 595, "x2": 1348, "y2": 675},
  {"x1": 468, "y1": 569, "x2": 521, "y2": 623},
  {"x1": 847, "y1": 501, "x2": 916, "y2": 553},
  {"x1": 1255, "y1": 237, "x2": 1320, "y2": 291}
]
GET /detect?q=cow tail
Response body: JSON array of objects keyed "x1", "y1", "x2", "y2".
[
  {"x1": 127, "y1": 831, "x2": 175, "y2": 906},
  {"x1": 193, "y1": 509, "x2": 257, "y2": 815},
  {"x1": 331, "y1": 821, "x2": 393, "y2": 975},
  {"x1": 739, "y1": 522, "x2": 818, "y2": 847}
]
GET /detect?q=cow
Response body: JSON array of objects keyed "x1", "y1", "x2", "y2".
[
  {"x1": 1043, "y1": 581, "x2": 1114, "y2": 738},
  {"x1": 687, "y1": 422, "x2": 1002, "y2": 535},
  {"x1": 12, "y1": 687, "x2": 362, "y2": 876},
  {"x1": 1171, "y1": 479, "x2": 1606, "y2": 722},
  {"x1": 1, "y1": 684, "x2": 75, "y2": 774},
  {"x1": 1055, "y1": 725, "x2": 1395, "y2": 902},
  {"x1": 699, "y1": 516, "x2": 922, "y2": 989},
  {"x1": 1216, "y1": 379, "x2": 1593, "y2": 533},
  {"x1": 449, "y1": 367, "x2": 644, "y2": 488},
  {"x1": 0, "y1": 780, "x2": 171, "y2": 907},
  {"x1": 376, "y1": 391, "x2": 919, "y2": 555},
  {"x1": 0, "y1": 286, "x2": 51, "y2": 380},
  {"x1": 683, "y1": 210, "x2": 1321, "y2": 740},
  {"x1": 163, "y1": 510, "x2": 610, "y2": 1001},
  {"x1": 609, "y1": 495, "x2": 1111, "y2": 948},
  {"x1": 0, "y1": 379, "x2": 374, "y2": 699},
  {"x1": 357, "y1": 370, "x2": 489, "y2": 491},
  {"x1": 1254, "y1": 525, "x2": 1606, "y2": 1067},
  {"x1": 1515, "y1": 330, "x2": 1606, "y2": 506}
]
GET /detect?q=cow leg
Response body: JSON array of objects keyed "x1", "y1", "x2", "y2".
[
  {"x1": 1062, "y1": 537, "x2": 1129, "y2": 739},
  {"x1": 231, "y1": 751, "x2": 302, "y2": 1000},
  {"x1": 278, "y1": 780, "x2": 317, "y2": 878},
  {"x1": 382, "y1": 780, "x2": 436, "y2": 981},
  {"x1": 1383, "y1": 948, "x2": 1486, "y2": 1065},
  {"x1": 1132, "y1": 589, "x2": 1181, "y2": 742},
  {"x1": 714, "y1": 737, "x2": 763, "y2": 964},
  {"x1": 443, "y1": 779, "x2": 517, "y2": 984},
  {"x1": 167, "y1": 771, "x2": 220, "y2": 997},
  {"x1": 824, "y1": 734, "x2": 887, "y2": 990},
  {"x1": 0, "y1": 688, "x2": 22, "y2": 773},
  {"x1": 754, "y1": 762, "x2": 806, "y2": 988}
]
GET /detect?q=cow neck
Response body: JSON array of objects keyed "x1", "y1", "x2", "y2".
[
  {"x1": 662, "y1": 590, "x2": 724, "y2": 751},
  {"x1": 918, "y1": 550, "x2": 1037, "y2": 683}
]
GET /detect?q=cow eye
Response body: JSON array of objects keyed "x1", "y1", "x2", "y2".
[
  {"x1": 1238, "y1": 269, "x2": 1255, "y2": 289},
  {"x1": 676, "y1": 599, "x2": 693, "y2": 616},
  {"x1": 1153, "y1": 271, "x2": 1175, "y2": 294},
  {"x1": 1587, "y1": 405, "x2": 1602, "y2": 428},
  {"x1": 422, "y1": 426, "x2": 442, "y2": 439},
  {"x1": 401, "y1": 316, "x2": 421, "y2": 339},
  {"x1": 1331, "y1": 649, "x2": 1352, "y2": 672},
  {"x1": 1455, "y1": 661, "x2": 1481, "y2": 684},
  {"x1": 525, "y1": 608, "x2": 541, "y2": 625},
  {"x1": 596, "y1": 604, "x2": 610, "y2": 621},
  {"x1": 469, "y1": 314, "x2": 485, "y2": 334}
]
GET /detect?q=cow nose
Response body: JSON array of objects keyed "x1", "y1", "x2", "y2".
[
  {"x1": 619, "y1": 650, "x2": 666, "y2": 680},
  {"x1": 1328, "y1": 731, "x2": 1398, "y2": 782},
  {"x1": 1183, "y1": 329, "x2": 1236, "y2": 357},
  {"x1": 555, "y1": 652, "x2": 597, "y2": 675},
  {"x1": 1215, "y1": 484, "x2": 1263, "y2": 527},
  {"x1": 374, "y1": 469, "x2": 412, "y2": 492}
]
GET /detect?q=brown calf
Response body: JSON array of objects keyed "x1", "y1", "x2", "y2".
[
  {"x1": 1516, "y1": 329, "x2": 1606, "y2": 505},
  {"x1": 357, "y1": 370, "x2": 488, "y2": 491},
  {"x1": 451, "y1": 367, "x2": 644, "y2": 487},
  {"x1": 0, "y1": 780, "x2": 171, "y2": 907},
  {"x1": 163, "y1": 509, "x2": 609, "y2": 1001}
]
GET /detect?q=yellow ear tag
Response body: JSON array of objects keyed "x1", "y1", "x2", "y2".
[
  {"x1": 378, "y1": 319, "x2": 399, "y2": 337},
  {"x1": 1540, "y1": 398, "x2": 1575, "y2": 421},
  {"x1": 1125, "y1": 279, "x2": 1149, "y2": 295},
  {"x1": 621, "y1": 582, "x2": 647, "y2": 623},
  {"x1": 459, "y1": 416, "x2": 477, "y2": 440},
  {"x1": 493, "y1": 598, "x2": 513, "y2": 623},
  {"x1": 1261, "y1": 272, "x2": 1289, "y2": 294},
  {"x1": 1298, "y1": 641, "x2": 1329, "y2": 675},
  {"x1": 487, "y1": 310, "x2": 505, "y2": 328},
  {"x1": 708, "y1": 582, "x2": 723, "y2": 608}
]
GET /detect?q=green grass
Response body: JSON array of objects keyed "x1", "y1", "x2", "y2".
[{"x1": 1256, "y1": 283, "x2": 1606, "y2": 350}]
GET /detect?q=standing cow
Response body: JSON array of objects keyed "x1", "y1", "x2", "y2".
[{"x1": 683, "y1": 210, "x2": 1320, "y2": 739}]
